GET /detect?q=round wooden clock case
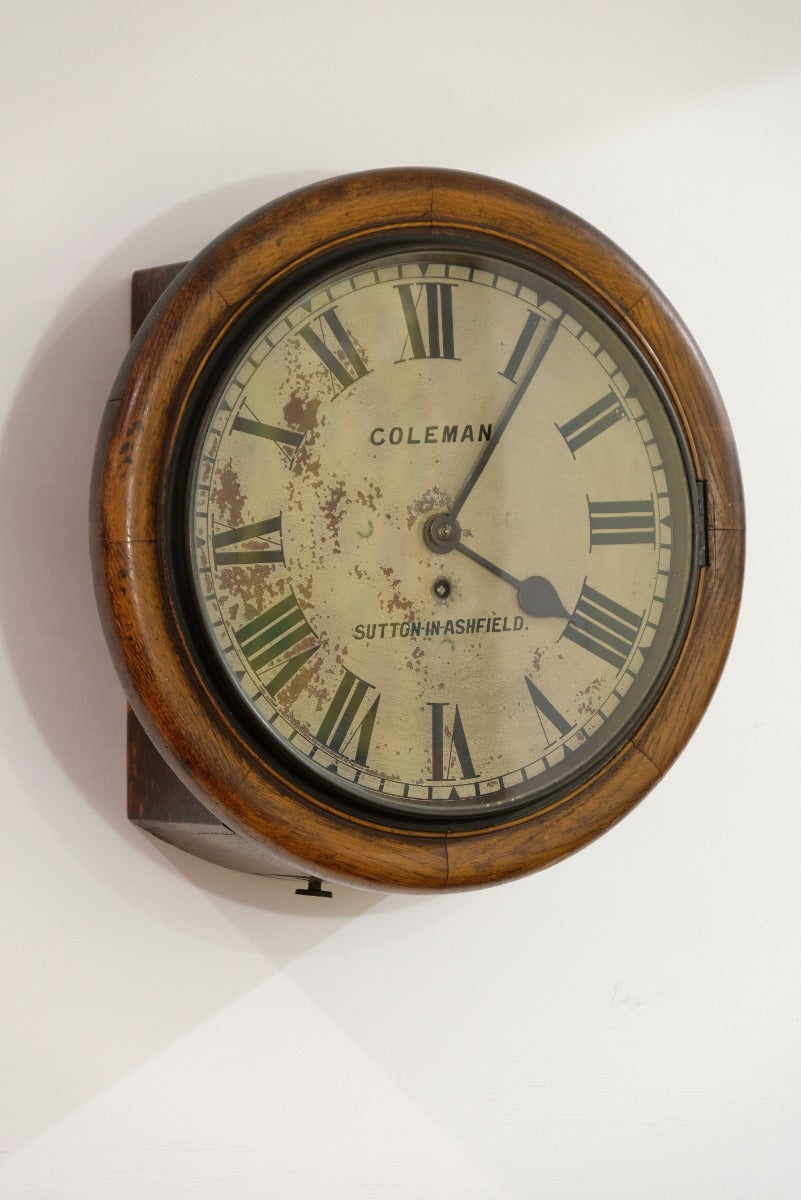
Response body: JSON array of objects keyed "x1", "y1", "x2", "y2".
[{"x1": 91, "y1": 168, "x2": 744, "y2": 892}]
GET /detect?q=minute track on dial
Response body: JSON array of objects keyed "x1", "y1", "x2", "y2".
[{"x1": 188, "y1": 244, "x2": 696, "y2": 820}]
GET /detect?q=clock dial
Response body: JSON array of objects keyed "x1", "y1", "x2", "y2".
[{"x1": 185, "y1": 246, "x2": 697, "y2": 823}]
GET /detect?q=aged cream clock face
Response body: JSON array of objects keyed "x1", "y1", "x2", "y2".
[{"x1": 185, "y1": 245, "x2": 697, "y2": 823}]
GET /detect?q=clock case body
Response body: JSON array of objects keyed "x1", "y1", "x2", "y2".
[{"x1": 91, "y1": 168, "x2": 744, "y2": 892}]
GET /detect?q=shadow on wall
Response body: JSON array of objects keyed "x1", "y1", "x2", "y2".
[{"x1": 0, "y1": 169, "x2": 404, "y2": 927}]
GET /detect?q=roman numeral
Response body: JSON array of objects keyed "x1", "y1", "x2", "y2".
[
  {"x1": 500, "y1": 310, "x2": 544, "y2": 382},
  {"x1": 428, "y1": 702, "x2": 477, "y2": 780},
  {"x1": 316, "y1": 669, "x2": 380, "y2": 765},
  {"x1": 234, "y1": 590, "x2": 319, "y2": 694},
  {"x1": 562, "y1": 583, "x2": 642, "y2": 670},
  {"x1": 211, "y1": 515, "x2": 284, "y2": 567},
  {"x1": 588, "y1": 499, "x2": 656, "y2": 547},
  {"x1": 396, "y1": 282, "x2": 456, "y2": 360},
  {"x1": 231, "y1": 416, "x2": 304, "y2": 462},
  {"x1": 558, "y1": 391, "x2": 626, "y2": 454},
  {"x1": 524, "y1": 677, "x2": 573, "y2": 743},
  {"x1": 298, "y1": 308, "x2": 369, "y2": 392}
]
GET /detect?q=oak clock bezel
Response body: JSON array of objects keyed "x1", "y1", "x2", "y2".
[{"x1": 91, "y1": 168, "x2": 744, "y2": 892}]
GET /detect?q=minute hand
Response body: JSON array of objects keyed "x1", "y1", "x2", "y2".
[{"x1": 448, "y1": 316, "x2": 561, "y2": 521}]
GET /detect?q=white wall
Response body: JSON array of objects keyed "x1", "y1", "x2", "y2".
[{"x1": 1, "y1": 3, "x2": 799, "y2": 1196}]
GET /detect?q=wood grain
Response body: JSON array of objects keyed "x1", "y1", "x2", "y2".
[{"x1": 91, "y1": 168, "x2": 745, "y2": 891}]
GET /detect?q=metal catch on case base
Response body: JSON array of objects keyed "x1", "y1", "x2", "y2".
[{"x1": 295, "y1": 877, "x2": 333, "y2": 899}]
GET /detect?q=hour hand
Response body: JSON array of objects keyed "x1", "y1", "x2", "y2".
[
  {"x1": 424, "y1": 514, "x2": 568, "y2": 618},
  {"x1": 513, "y1": 573, "x2": 569, "y2": 619}
]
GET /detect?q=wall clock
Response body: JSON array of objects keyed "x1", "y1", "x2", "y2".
[{"x1": 91, "y1": 168, "x2": 744, "y2": 892}]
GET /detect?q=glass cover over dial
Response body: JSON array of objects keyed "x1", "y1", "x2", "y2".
[{"x1": 185, "y1": 245, "x2": 697, "y2": 824}]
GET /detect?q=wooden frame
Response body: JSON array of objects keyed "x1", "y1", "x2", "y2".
[{"x1": 91, "y1": 168, "x2": 744, "y2": 891}]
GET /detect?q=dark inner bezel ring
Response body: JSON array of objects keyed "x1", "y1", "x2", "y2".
[{"x1": 162, "y1": 227, "x2": 703, "y2": 834}]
